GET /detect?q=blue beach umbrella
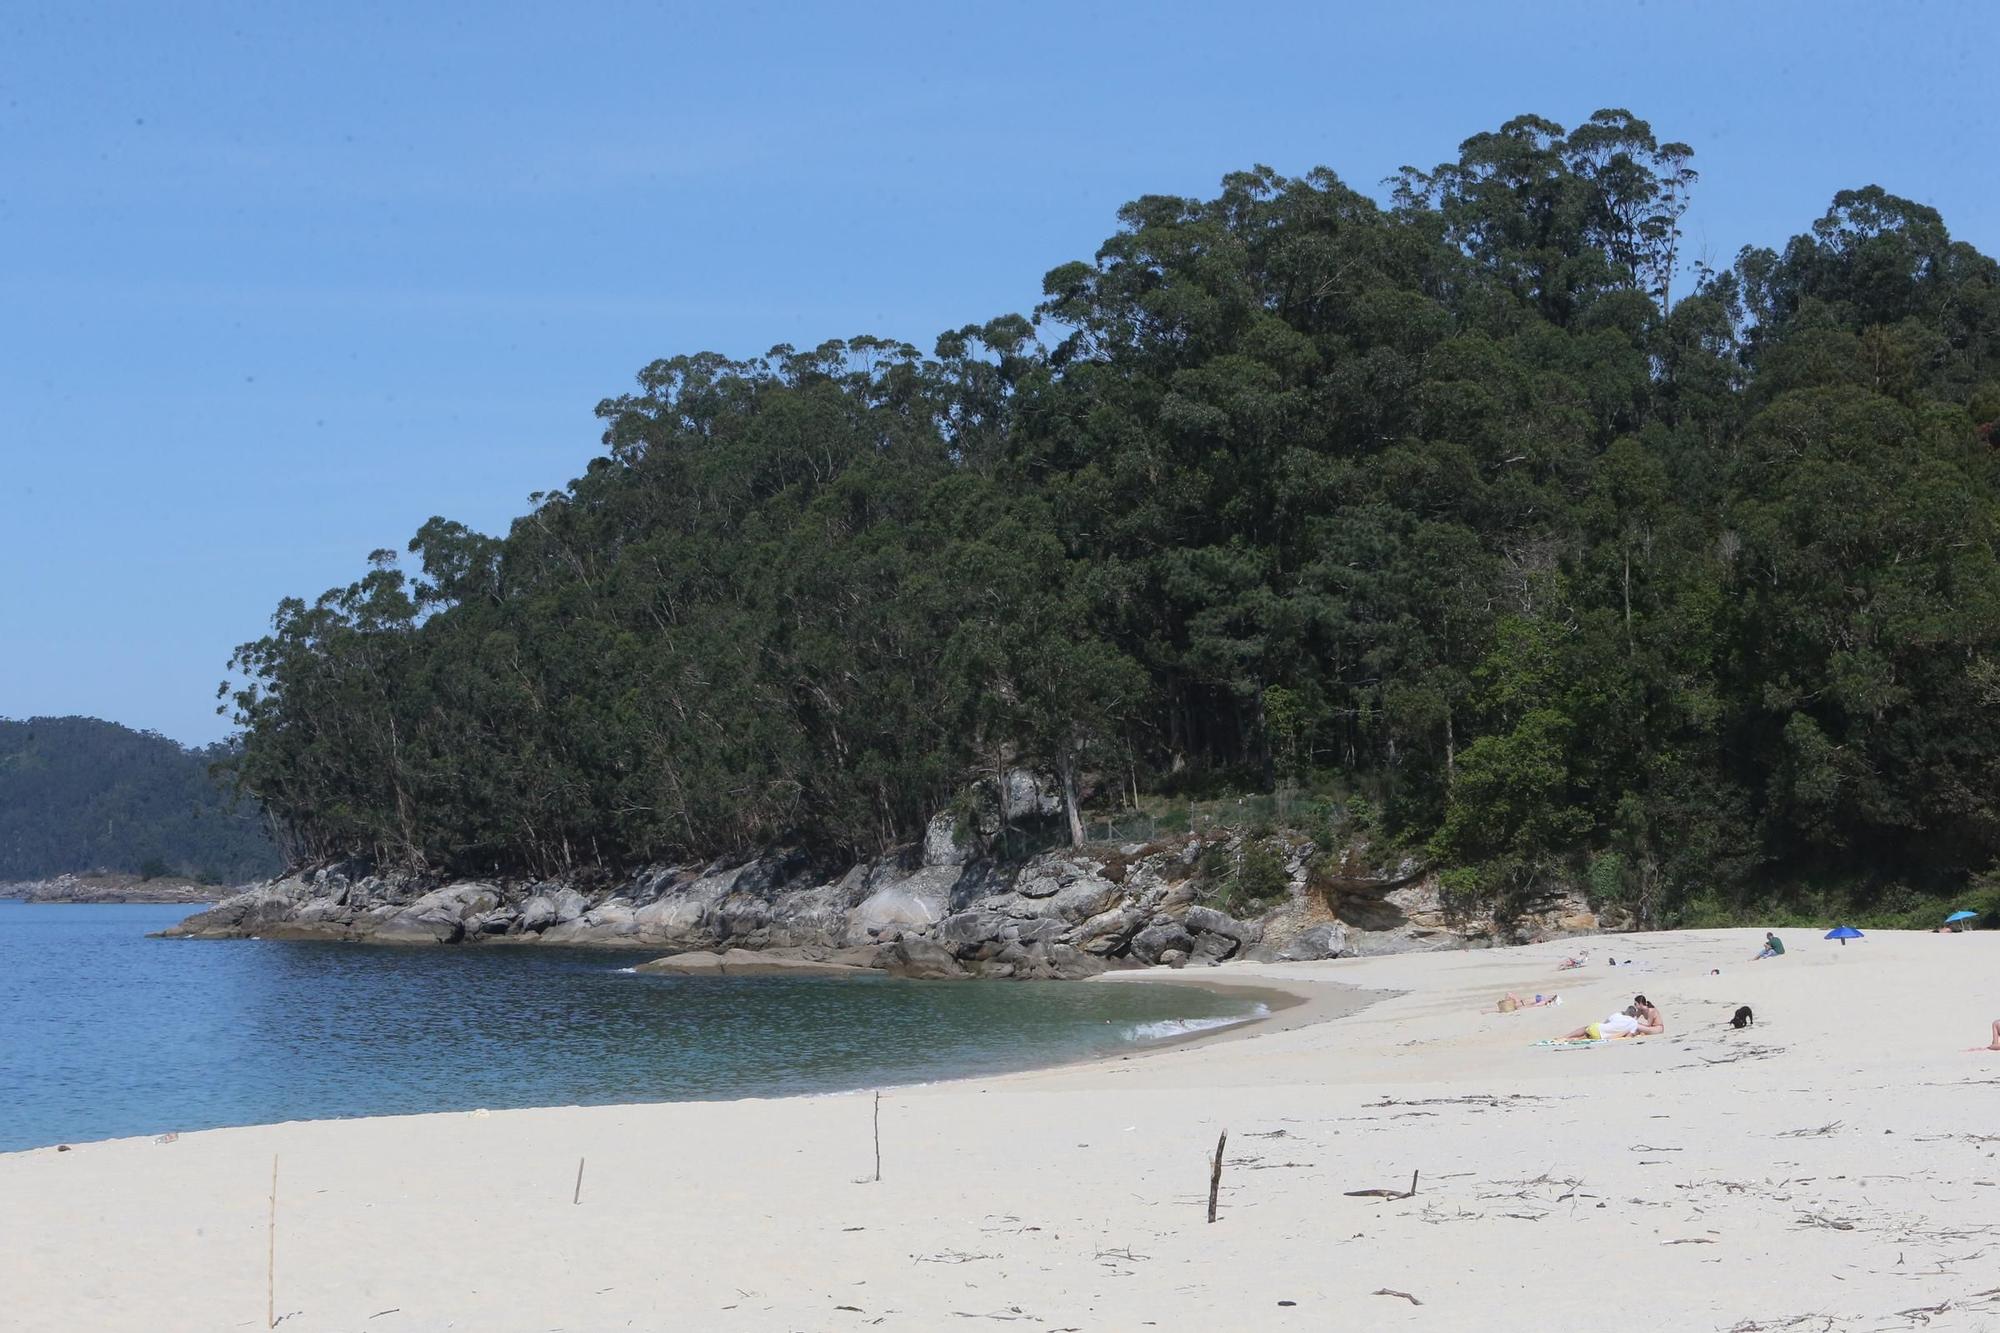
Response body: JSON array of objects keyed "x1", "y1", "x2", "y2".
[
  {"x1": 1945, "y1": 910, "x2": 1978, "y2": 923},
  {"x1": 1825, "y1": 925, "x2": 1864, "y2": 945}
]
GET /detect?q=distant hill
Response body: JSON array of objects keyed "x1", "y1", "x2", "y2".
[{"x1": 0, "y1": 716, "x2": 282, "y2": 882}]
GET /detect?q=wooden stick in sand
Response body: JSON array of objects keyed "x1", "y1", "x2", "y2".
[
  {"x1": 1345, "y1": 1168, "x2": 1421, "y2": 1201},
  {"x1": 1207, "y1": 1130, "x2": 1228, "y2": 1223},
  {"x1": 573, "y1": 1156, "x2": 586, "y2": 1205},
  {"x1": 267, "y1": 1153, "x2": 278, "y2": 1330},
  {"x1": 873, "y1": 1091, "x2": 882, "y2": 1183}
]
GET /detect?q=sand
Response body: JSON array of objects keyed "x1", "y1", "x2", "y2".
[{"x1": 6, "y1": 928, "x2": 1999, "y2": 1332}]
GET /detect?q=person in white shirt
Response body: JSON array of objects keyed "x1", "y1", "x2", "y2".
[{"x1": 1554, "y1": 1004, "x2": 1654, "y2": 1041}]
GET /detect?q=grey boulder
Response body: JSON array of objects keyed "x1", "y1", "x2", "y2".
[
  {"x1": 1184, "y1": 905, "x2": 1261, "y2": 949},
  {"x1": 879, "y1": 936, "x2": 966, "y2": 980},
  {"x1": 1276, "y1": 922, "x2": 1348, "y2": 962},
  {"x1": 1128, "y1": 921, "x2": 1195, "y2": 966},
  {"x1": 372, "y1": 884, "x2": 501, "y2": 945},
  {"x1": 937, "y1": 909, "x2": 1014, "y2": 960}
]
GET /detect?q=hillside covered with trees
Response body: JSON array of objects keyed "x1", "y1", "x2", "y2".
[
  {"x1": 0, "y1": 716, "x2": 281, "y2": 881},
  {"x1": 224, "y1": 110, "x2": 2000, "y2": 925}
]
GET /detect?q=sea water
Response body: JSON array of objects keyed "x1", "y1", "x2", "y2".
[{"x1": 0, "y1": 899, "x2": 1264, "y2": 1152}]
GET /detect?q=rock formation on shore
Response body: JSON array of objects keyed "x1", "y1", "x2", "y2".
[
  {"x1": 5, "y1": 872, "x2": 225, "y2": 905},
  {"x1": 162, "y1": 823, "x2": 1604, "y2": 978}
]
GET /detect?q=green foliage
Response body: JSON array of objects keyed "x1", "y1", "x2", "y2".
[
  {"x1": 0, "y1": 717, "x2": 281, "y2": 881},
  {"x1": 219, "y1": 111, "x2": 2000, "y2": 924},
  {"x1": 1199, "y1": 840, "x2": 1292, "y2": 915},
  {"x1": 1674, "y1": 877, "x2": 2000, "y2": 932},
  {"x1": 1585, "y1": 851, "x2": 1629, "y2": 903},
  {"x1": 1342, "y1": 796, "x2": 1377, "y2": 839},
  {"x1": 1436, "y1": 866, "x2": 1486, "y2": 920}
]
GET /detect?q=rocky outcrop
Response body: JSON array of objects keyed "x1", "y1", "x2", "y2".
[
  {"x1": 634, "y1": 948, "x2": 871, "y2": 978},
  {"x1": 1275, "y1": 922, "x2": 1348, "y2": 962},
  {"x1": 3, "y1": 873, "x2": 227, "y2": 905},
  {"x1": 370, "y1": 884, "x2": 504, "y2": 944},
  {"x1": 880, "y1": 936, "x2": 966, "y2": 980},
  {"x1": 161, "y1": 819, "x2": 1604, "y2": 977}
]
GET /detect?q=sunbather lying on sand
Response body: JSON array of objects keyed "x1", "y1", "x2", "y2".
[
  {"x1": 1555, "y1": 1004, "x2": 1663, "y2": 1041},
  {"x1": 1498, "y1": 992, "x2": 1559, "y2": 1012},
  {"x1": 1556, "y1": 954, "x2": 1587, "y2": 971}
]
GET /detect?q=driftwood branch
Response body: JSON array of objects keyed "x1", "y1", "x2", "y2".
[
  {"x1": 1345, "y1": 1169, "x2": 1420, "y2": 1201},
  {"x1": 1373, "y1": 1288, "x2": 1423, "y2": 1305},
  {"x1": 267, "y1": 1154, "x2": 278, "y2": 1330},
  {"x1": 573, "y1": 1156, "x2": 585, "y2": 1206},
  {"x1": 1207, "y1": 1130, "x2": 1227, "y2": 1223}
]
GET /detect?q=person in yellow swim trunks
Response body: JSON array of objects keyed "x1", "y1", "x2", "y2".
[{"x1": 1555, "y1": 1005, "x2": 1645, "y2": 1041}]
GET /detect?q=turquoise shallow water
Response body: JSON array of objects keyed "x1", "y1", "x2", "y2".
[{"x1": 0, "y1": 899, "x2": 1262, "y2": 1152}]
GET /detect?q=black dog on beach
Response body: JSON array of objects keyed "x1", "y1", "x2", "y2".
[{"x1": 1729, "y1": 1005, "x2": 1755, "y2": 1029}]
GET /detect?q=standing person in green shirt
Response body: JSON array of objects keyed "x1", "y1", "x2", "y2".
[{"x1": 1753, "y1": 932, "x2": 1785, "y2": 960}]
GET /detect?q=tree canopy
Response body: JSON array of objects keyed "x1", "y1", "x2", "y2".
[{"x1": 224, "y1": 110, "x2": 2000, "y2": 923}]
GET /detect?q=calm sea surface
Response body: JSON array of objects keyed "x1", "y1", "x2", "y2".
[{"x1": 0, "y1": 899, "x2": 1261, "y2": 1152}]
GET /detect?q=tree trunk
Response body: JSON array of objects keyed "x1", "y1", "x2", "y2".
[
  {"x1": 1622, "y1": 544, "x2": 1633, "y2": 646},
  {"x1": 1058, "y1": 749, "x2": 1085, "y2": 848}
]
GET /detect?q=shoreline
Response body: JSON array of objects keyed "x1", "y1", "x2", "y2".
[
  {"x1": 10, "y1": 929, "x2": 1999, "y2": 1331},
  {"x1": 1089, "y1": 964, "x2": 1385, "y2": 1048},
  {"x1": 0, "y1": 964, "x2": 1358, "y2": 1158}
]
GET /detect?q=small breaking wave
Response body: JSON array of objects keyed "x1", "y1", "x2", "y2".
[{"x1": 1121, "y1": 1004, "x2": 1268, "y2": 1043}]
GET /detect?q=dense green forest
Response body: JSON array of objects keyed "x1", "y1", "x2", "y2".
[
  {"x1": 225, "y1": 110, "x2": 2000, "y2": 924},
  {"x1": 0, "y1": 717, "x2": 281, "y2": 881}
]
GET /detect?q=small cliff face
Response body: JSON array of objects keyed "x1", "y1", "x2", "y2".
[{"x1": 160, "y1": 831, "x2": 1604, "y2": 976}]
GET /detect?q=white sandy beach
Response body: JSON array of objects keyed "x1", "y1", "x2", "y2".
[{"x1": 6, "y1": 928, "x2": 1999, "y2": 1332}]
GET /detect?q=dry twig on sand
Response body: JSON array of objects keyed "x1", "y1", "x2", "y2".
[
  {"x1": 1777, "y1": 1121, "x2": 1844, "y2": 1138},
  {"x1": 1372, "y1": 1288, "x2": 1423, "y2": 1306},
  {"x1": 267, "y1": 1154, "x2": 279, "y2": 1331},
  {"x1": 1792, "y1": 1210, "x2": 1858, "y2": 1231},
  {"x1": 1890, "y1": 1288, "x2": 2000, "y2": 1325},
  {"x1": 1363, "y1": 1094, "x2": 1551, "y2": 1110}
]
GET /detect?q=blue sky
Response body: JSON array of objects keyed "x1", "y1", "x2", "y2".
[{"x1": 3, "y1": 0, "x2": 1994, "y2": 745}]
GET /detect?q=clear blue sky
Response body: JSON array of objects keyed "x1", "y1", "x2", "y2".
[{"x1": 3, "y1": 0, "x2": 1994, "y2": 745}]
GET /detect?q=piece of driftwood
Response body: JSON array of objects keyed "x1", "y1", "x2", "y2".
[
  {"x1": 1345, "y1": 1169, "x2": 1420, "y2": 1200},
  {"x1": 267, "y1": 1154, "x2": 278, "y2": 1330},
  {"x1": 573, "y1": 1156, "x2": 586, "y2": 1205},
  {"x1": 1207, "y1": 1130, "x2": 1228, "y2": 1223},
  {"x1": 874, "y1": 1091, "x2": 882, "y2": 1183},
  {"x1": 1373, "y1": 1288, "x2": 1423, "y2": 1305}
]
